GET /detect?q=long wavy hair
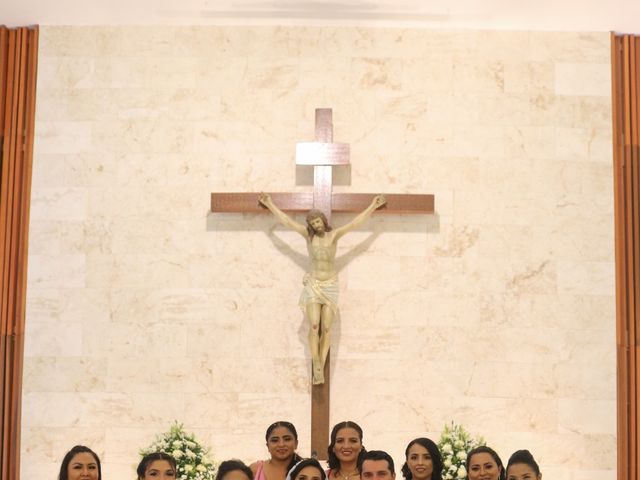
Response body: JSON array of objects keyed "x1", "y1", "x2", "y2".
[
  {"x1": 327, "y1": 421, "x2": 366, "y2": 472},
  {"x1": 306, "y1": 210, "x2": 332, "y2": 238},
  {"x1": 401, "y1": 438, "x2": 443, "y2": 480}
]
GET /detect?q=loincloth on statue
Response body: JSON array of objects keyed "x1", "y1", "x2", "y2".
[{"x1": 298, "y1": 273, "x2": 338, "y2": 314}]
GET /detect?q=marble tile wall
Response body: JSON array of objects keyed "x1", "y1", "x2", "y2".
[{"x1": 22, "y1": 26, "x2": 614, "y2": 480}]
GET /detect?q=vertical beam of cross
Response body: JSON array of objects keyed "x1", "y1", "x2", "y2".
[
  {"x1": 295, "y1": 108, "x2": 350, "y2": 225},
  {"x1": 313, "y1": 108, "x2": 334, "y2": 220},
  {"x1": 302, "y1": 108, "x2": 345, "y2": 459}
]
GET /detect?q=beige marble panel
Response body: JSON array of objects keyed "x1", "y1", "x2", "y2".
[
  {"x1": 36, "y1": 89, "x2": 111, "y2": 121},
  {"x1": 529, "y1": 32, "x2": 611, "y2": 63},
  {"x1": 23, "y1": 392, "x2": 108, "y2": 427},
  {"x1": 504, "y1": 61, "x2": 555, "y2": 94},
  {"x1": 37, "y1": 57, "x2": 106, "y2": 89},
  {"x1": 106, "y1": 357, "x2": 210, "y2": 393},
  {"x1": 23, "y1": 357, "x2": 106, "y2": 392},
  {"x1": 558, "y1": 399, "x2": 616, "y2": 435},
  {"x1": 35, "y1": 153, "x2": 119, "y2": 188},
  {"x1": 84, "y1": 253, "x2": 192, "y2": 289},
  {"x1": 27, "y1": 254, "x2": 86, "y2": 289},
  {"x1": 92, "y1": 118, "x2": 193, "y2": 154},
  {"x1": 467, "y1": 361, "x2": 559, "y2": 399},
  {"x1": 555, "y1": 63, "x2": 611, "y2": 96},
  {"x1": 530, "y1": 96, "x2": 612, "y2": 132},
  {"x1": 453, "y1": 59, "x2": 505, "y2": 94},
  {"x1": 35, "y1": 121, "x2": 93, "y2": 154},
  {"x1": 507, "y1": 294, "x2": 613, "y2": 331},
  {"x1": 31, "y1": 188, "x2": 87, "y2": 222},
  {"x1": 557, "y1": 260, "x2": 615, "y2": 295},
  {"x1": 555, "y1": 362, "x2": 616, "y2": 400},
  {"x1": 28, "y1": 220, "x2": 85, "y2": 255},
  {"x1": 475, "y1": 31, "x2": 532, "y2": 61},
  {"x1": 108, "y1": 56, "x2": 199, "y2": 89}
]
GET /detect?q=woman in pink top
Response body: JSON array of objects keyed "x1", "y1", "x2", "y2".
[{"x1": 251, "y1": 422, "x2": 302, "y2": 480}]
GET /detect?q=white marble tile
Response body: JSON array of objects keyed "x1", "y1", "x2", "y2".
[
  {"x1": 529, "y1": 32, "x2": 610, "y2": 63},
  {"x1": 555, "y1": 362, "x2": 616, "y2": 400},
  {"x1": 555, "y1": 63, "x2": 611, "y2": 96},
  {"x1": 24, "y1": 320, "x2": 84, "y2": 357},
  {"x1": 35, "y1": 121, "x2": 93, "y2": 154},
  {"x1": 504, "y1": 61, "x2": 555, "y2": 94},
  {"x1": 28, "y1": 220, "x2": 84, "y2": 255},
  {"x1": 557, "y1": 260, "x2": 615, "y2": 295},
  {"x1": 558, "y1": 399, "x2": 616, "y2": 435},
  {"x1": 37, "y1": 57, "x2": 104, "y2": 89},
  {"x1": 106, "y1": 357, "x2": 210, "y2": 393},
  {"x1": 23, "y1": 357, "x2": 106, "y2": 392},
  {"x1": 108, "y1": 56, "x2": 199, "y2": 89}
]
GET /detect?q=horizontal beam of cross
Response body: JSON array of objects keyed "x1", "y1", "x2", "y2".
[{"x1": 211, "y1": 192, "x2": 434, "y2": 214}]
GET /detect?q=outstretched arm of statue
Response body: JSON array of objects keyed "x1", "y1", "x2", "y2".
[
  {"x1": 258, "y1": 192, "x2": 308, "y2": 237},
  {"x1": 333, "y1": 194, "x2": 386, "y2": 240}
]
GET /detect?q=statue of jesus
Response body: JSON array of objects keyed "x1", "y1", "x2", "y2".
[{"x1": 259, "y1": 193, "x2": 387, "y2": 384}]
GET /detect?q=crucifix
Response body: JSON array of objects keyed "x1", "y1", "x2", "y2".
[{"x1": 210, "y1": 108, "x2": 434, "y2": 459}]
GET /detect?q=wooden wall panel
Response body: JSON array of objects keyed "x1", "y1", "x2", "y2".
[
  {"x1": 612, "y1": 32, "x2": 640, "y2": 480},
  {"x1": 0, "y1": 25, "x2": 38, "y2": 480}
]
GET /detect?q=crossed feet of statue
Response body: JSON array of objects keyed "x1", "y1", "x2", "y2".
[{"x1": 313, "y1": 363, "x2": 324, "y2": 385}]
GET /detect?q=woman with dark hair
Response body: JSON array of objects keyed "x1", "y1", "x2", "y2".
[
  {"x1": 326, "y1": 421, "x2": 366, "y2": 480},
  {"x1": 251, "y1": 421, "x2": 302, "y2": 480},
  {"x1": 287, "y1": 458, "x2": 327, "y2": 480},
  {"x1": 136, "y1": 452, "x2": 177, "y2": 479},
  {"x1": 505, "y1": 450, "x2": 541, "y2": 480},
  {"x1": 58, "y1": 445, "x2": 101, "y2": 480},
  {"x1": 466, "y1": 446, "x2": 505, "y2": 480},
  {"x1": 401, "y1": 438, "x2": 443, "y2": 480},
  {"x1": 217, "y1": 460, "x2": 255, "y2": 480}
]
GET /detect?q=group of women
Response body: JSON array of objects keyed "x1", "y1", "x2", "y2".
[{"x1": 58, "y1": 421, "x2": 542, "y2": 480}]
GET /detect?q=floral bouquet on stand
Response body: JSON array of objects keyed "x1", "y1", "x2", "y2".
[
  {"x1": 437, "y1": 422, "x2": 485, "y2": 480},
  {"x1": 140, "y1": 422, "x2": 217, "y2": 480}
]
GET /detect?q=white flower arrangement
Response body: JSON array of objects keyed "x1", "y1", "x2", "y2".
[
  {"x1": 140, "y1": 422, "x2": 217, "y2": 480},
  {"x1": 437, "y1": 422, "x2": 485, "y2": 480}
]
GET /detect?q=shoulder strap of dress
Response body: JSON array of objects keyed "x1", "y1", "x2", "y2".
[{"x1": 256, "y1": 460, "x2": 265, "y2": 480}]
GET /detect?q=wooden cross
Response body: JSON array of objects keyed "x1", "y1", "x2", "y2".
[{"x1": 210, "y1": 108, "x2": 434, "y2": 459}]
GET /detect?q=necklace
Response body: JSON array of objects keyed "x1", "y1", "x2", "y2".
[{"x1": 338, "y1": 471, "x2": 359, "y2": 480}]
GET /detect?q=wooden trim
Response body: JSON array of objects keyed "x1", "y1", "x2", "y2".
[
  {"x1": 0, "y1": 25, "x2": 38, "y2": 480},
  {"x1": 612, "y1": 32, "x2": 628, "y2": 480},
  {"x1": 613, "y1": 31, "x2": 640, "y2": 480},
  {"x1": 633, "y1": 38, "x2": 640, "y2": 473},
  {"x1": 625, "y1": 36, "x2": 638, "y2": 480}
]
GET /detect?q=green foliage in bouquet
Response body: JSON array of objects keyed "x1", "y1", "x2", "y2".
[
  {"x1": 140, "y1": 422, "x2": 216, "y2": 480},
  {"x1": 437, "y1": 422, "x2": 485, "y2": 480}
]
